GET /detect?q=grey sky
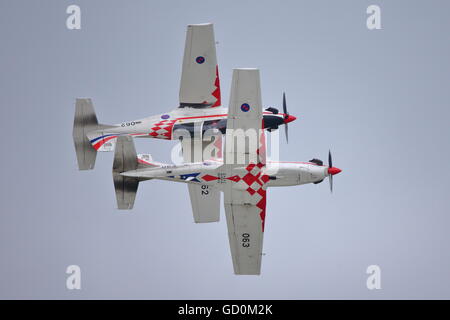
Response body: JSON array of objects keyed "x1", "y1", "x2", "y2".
[{"x1": 1, "y1": 0, "x2": 450, "y2": 299}]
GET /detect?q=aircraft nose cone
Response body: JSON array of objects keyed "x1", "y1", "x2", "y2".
[
  {"x1": 328, "y1": 167, "x2": 342, "y2": 175},
  {"x1": 284, "y1": 114, "x2": 297, "y2": 124}
]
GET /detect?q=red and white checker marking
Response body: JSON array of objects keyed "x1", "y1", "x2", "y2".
[
  {"x1": 200, "y1": 131, "x2": 268, "y2": 231},
  {"x1": 241, "y1": 162, "x2": 269, "y2": 232},
  {"x1": 199, "y1": 162, "x2": 268, "y2": 232},
  {"x1": 210, "y1": 65, "x2": 221, "y2": 107},
  {"x1": 148, "y1": 119, "x2": 177, "y2": 139}
]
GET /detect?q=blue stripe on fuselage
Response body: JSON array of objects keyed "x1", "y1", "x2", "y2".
[{"x1": 90, "y1": 134, "x2": 119, "y2": 143}]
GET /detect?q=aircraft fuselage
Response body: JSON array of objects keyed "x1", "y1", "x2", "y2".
[
  {"x1": 122, "y1": 159, "x2": 334, "y2": 189},
  {"x1": 87, "y1": 107, "x2": 296, "y2": 151}
]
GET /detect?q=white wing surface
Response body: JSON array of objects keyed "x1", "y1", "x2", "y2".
[
  {"x1": 181, "y1": 138, "x2": 221, "y2": 223},
  {"x1": 179, "y1": 23, "x2": 221, "y2": 108},
  {"x1": 222, "y1": 69, "x2": 268, "y2": 275}
]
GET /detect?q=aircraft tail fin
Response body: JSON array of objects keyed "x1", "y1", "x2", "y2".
[
  {"x1": 73, "y1": 98, "x2": 100, "y2": 170},
  {"x1": 73, "y1": 98, "x2": 117, "y2": 170},
  {"x1": 113, "y1": 136, "x2": 140, "y2": 210}
]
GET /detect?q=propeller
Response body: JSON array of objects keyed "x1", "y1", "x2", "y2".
[
  {"x1": 328, "y1": 150, "x2": 333, "y2": 192},
  {"x1": 283, "y1": 92, "x2": 289, "y2": 143},
  {"x1": 265, "y1": 92, "x2": 295, "y2": 141},
  {"x1": 327, "y1": 150, "x2": 342, "y2": 193}
]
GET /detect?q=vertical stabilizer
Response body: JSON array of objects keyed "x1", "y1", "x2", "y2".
[{"x1": 73, "y1": 99, "x2": 99, "y2": 170}]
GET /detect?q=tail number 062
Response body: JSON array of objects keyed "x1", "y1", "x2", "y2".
[
  {"x1": 201, "y1": 185, "x2": 209, "y2": 195},
  {"x1": 242, "y1": 233, "x2": 250, "y2": 247}
]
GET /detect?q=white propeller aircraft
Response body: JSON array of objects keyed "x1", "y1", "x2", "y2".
[
  {"x1": 73, "y1": 23, "x2": 296, "y2": 170},
  {"x1": 111, "y1": 69, "x2": 342, "y2": 275}
]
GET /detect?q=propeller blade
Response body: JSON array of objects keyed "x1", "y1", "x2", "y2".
[
  {"x1": 283, "y1": 92, "x2": 288, "y2": 143},
  {"x1": 327, "y1": 150, "x2": 341, "y2": 193},
  {"x1": 285, "y1": 122, "x2": 289, "y2": 143},
  {"x1": 283, "y1": 92, "x2": 287, "y2": 116},
  {"x1": 328, "y1": 150, "x2": 332, "y2": 168},
  {"x1": 329, "y1": 149, "x2": 333, "y2": 193}
]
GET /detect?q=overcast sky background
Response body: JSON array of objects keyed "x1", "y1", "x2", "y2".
[{"x1": 1, "y1": 0, "x2": 450, "y2": 299}]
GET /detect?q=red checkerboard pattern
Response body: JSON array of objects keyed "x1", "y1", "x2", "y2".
[
  {"x1": 241, "y1": 162, "x2": 269, "y2": 232},
  {"x1": 148, "y1": 119, "x2": 177, "y2": 139},
  {"x1": 200, "y1": 130, "x2": 268, "y2": 231}
]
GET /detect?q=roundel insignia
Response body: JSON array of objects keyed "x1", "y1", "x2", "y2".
[
  {"x1": 161, "y1": 114, "x2": 170, "y2": 120},
  {"x1": 240, "y1": 103, "x2": 250, "y2": 112},
  {"x1": 195, "y1": 56, "x2": 205, "y2": 64}
]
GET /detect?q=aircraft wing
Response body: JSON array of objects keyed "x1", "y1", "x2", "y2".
[
  {"x1": 187, "y1": 183, "x2": 220, "y2": 223},
  {"x1": 181, "y1": 137, "x2": 222, "y2": 223},
  {"x1": 179, "y1": 23, "x2": 221, "y2": 108},
  {"x1": 222, "y1": 69, "x2": 268, "y2": 275},
  {"x1": 226, "y1": 69, "x2": 263, "y2": 130},
  {"x1": 223, "y1": 181, "x2": 268, "y2": 275},
  {"x1": 178, "y1": 23, "x2": 222, "y2": 221},
  {"x1": 225, "y1": 68, "x2": 265, "y2": 164}
]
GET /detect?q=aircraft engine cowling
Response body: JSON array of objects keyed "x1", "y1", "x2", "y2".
[{"x1": 263, "y1": 115, "x2": 284, "y2": 131}]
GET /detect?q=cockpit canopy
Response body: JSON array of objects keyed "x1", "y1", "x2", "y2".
[
  {"x1": 309, "y1": 158, "x2": 323, "y2": 166},
  {"x1": 265, "y1": 107, "x2": 279, "y2": 114}
]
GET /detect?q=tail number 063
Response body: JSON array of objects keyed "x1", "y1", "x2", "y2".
[{"x1": 242, "y1": 233, "x2": 250, "y2": 247}]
